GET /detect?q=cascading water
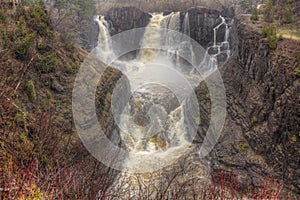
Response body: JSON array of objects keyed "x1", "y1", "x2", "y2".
[
  {"x1": 94, "y1": 15, "x2": 115, "y2": 64},
  {"x1": 139, "y1": 13, "x2": 166, "y2": 63},
  {"x1": 94, "y1": 12, "x2": 231, "y2": 90},
  {"x1": 94, "y1": 13, "x2": 195, "y2": 171},
  {"x1": 183, "y1": 13, "x2": 190, "y2": 36},
  {"x1": 160, "y1": 12, "x2": 195, "y2": 68},
  {"x1": 95, "y1": 12, "x2": 231, "y2": 198},
  {"x1": 209, "y1": 16, "x2": 231, "y2": 67},
  {"x1": 197, "y1": 16, "x2": 231, "y2": 77}
]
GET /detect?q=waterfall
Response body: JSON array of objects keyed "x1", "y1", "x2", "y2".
[
  {"x1": 180, "y1": 12, "x2": 195, "y2": 69},
  {"x1": 94, "y1": 13, "x2": 195, "y2": 174},
  {"x1": 95, "y1": 13, "x2": 231, "y2": 71},
  {"x1": 139, "y1": 12, "x2": 188, "y2": 64},
  {"x1": 161, "y1": 12, "x2": 181, "y2": 49},
  {"x1": 213, "y1": 16, "x2": 225, "y2": 47},
  {"x1": 94, "y1": 13, "x2": 231, "y2": 173},
  {"x1": 201, "y1": 15, "x2": 231, "y2": 70},
  {"x1": 94, "y1": 15, "x2": 115, "y2": 64},
  {"x1": 138, "y1": 12, "x2": 195, "y2": 69},
  {"x1": 183, "y1": 12, "x2": 190, "y2": 36},
  {"x1": 94, "y1": 12, "x2": 231, "y2": 199},
  {"x1": 139, "y1": 13, "x2": 166, "y2": 63}
]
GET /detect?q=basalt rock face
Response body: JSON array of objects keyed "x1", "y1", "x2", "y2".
[
  {"x1": 220, "y1": 6, "x2": 235, "y2": 18},
  {"x1": 216, "y1": 18, "x2": 300, "y2": 194},
  {"x1": 183, "y1": 7, "x2": 222, "y2": 48},
  {"x1": 192, "y1": 15, "x2": 300, "y2": 195},
  {"x1": 104, "y1": 7, "x2": 151, "y2": 58},
  {"x1": 105, "y1": 6, "x2": 151, "y2": 35},
  {"x1": 181, "y1": 6, "x2": 234, "y2": 48}
]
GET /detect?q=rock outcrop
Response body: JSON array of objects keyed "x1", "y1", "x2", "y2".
[
  {"x1": 105, "y1": 6, "x2": 151, "y2": 35},
  {"x1": 183, "y1": 7, "x2": 222, "y2": 48},
  {"x1": 96, "y1": 67, "x2": 131, "y2": 147},
  {"x1": 215, "y1": 17, "x2": 300, "y2": 194},
  {"x1": 187, "y1": 6, "x2": 234, "y2": 48}
]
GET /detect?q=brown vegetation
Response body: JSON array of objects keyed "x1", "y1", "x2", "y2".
[
  {"x1": 96, "y1": 0, "x2": 232, "y2": 14},
  {"x1": 0, "y1": 5, "x2": 118, "y2": 199}
]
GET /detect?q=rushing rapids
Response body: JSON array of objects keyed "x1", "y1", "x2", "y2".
[
  {"x1": 95, "y1": 11, "x2": 231, "y2": 171},
  {"x1": 94, "y1": 11, "x2": 231, "y2": 197}
]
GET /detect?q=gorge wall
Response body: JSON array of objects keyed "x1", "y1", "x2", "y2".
[{"x1": 220, "y1": 18, "x2": 300, "y2": 193}]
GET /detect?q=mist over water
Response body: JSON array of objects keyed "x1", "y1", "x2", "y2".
[{"x1": 94, "y1": 11, "x2": 230, "y2": 172}]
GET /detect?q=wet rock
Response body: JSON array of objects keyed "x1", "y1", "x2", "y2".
[
  {"x1": 129, "y1": 86, "x2": 180, "y2": 127},
  {"x1": 83, "y1": 21, "x2": 99, "y2": 51},
  {"x1": 163, "y1": 10, "x2": 173, "y2": 16},
  {"x1": 184, "y1": 7, "x2": 221, "y2": 48},
  {"x1": 216, "y1": 23, "x2": 226, "y2": 44},
  {"x1": 221, "y1": 6, "x2": 235, "y2": 19},
  {"x1": 216, "y1": 52, "x2": 228, "y2": 66},
  {"x1": 194, "y1": 82, "x2": 211, "y2": 143},
  {"x1": 208, "y1": 46, "x2": 219, "y2": 54},
  {"x1": 220, "y1": 42, "x2": 229, "y2": 51}
]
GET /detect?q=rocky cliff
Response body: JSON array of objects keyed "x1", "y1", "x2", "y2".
[
  {"x1": 214, "y1": 17, "x2": 300, "y2": 194},
  {"x1": 183, "y1": 7, "x2": 224, "y2": 48},
  {"x1": 105, "y1": 6, "x2": 151, "y2": 35}
]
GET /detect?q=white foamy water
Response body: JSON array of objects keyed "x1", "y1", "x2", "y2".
[{"x1": 94, "y1": 12, "x2": 231, "y2": 198}]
